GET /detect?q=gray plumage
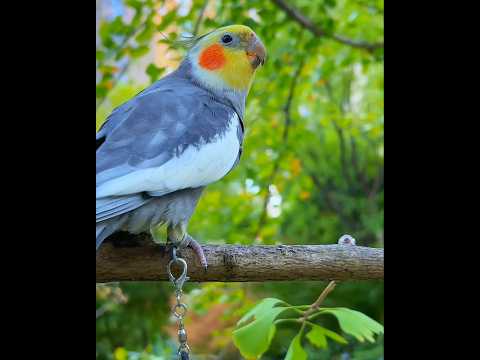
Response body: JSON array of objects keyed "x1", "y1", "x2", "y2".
[{"x1": 96, "y1": 60, "x2": 247, "y2": 249}]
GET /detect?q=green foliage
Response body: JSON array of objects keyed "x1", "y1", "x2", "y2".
[
  {"x1": 285, "y1": 332, "x2": 308, "y2": 360},
  {"x1": 306, "y1": 324, "x2": 348, "y2": 349},
  {"x1": 233, "y1": 298, "x2": 290, "y2": 358},
  {"x1": 232, "y1": 294, "x2": 383, "y2": 359},
  {"x1": 96, "y1": 0, "x2": 165, "y2": 110},
  {"x1": 96, "y1": 0, "x2": 383, "y2": 358},
  {"x1": 319, "y1": 308, "x2": 384, "y2": 343},
  {"x1": 145, "y1": 64, "x2": 165, "y2": 83}
]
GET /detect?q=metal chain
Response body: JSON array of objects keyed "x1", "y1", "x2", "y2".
[{"x1": 167, "y1": 247, "x2": 191, "y2": 360}]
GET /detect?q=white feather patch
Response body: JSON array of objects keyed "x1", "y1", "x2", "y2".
[{"x1": 96, "y1": 113, "x2": 241, "y2": 198}]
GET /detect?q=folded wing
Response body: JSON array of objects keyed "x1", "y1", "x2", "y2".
[{"x1": 96, "y1": 77, "x2": 241, "y2": 223}]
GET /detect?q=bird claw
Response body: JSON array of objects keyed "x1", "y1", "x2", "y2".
[
  {"x1": 167, "y1": 235, "x2": 208, "y2": 271},
  {"x1": 185, "y1": 235, "x2": 208, "y2": 271}
]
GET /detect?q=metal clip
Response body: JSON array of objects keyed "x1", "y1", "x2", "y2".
[
  {"x1": 168, "y1": 257, "x2": 189, "y2": 292},
  {"x1": 179, "y1": 349, "x2": 190, "y2": 360},
  {"x1": 167, "y1": 246, "x2": 191, "y2": 360}
]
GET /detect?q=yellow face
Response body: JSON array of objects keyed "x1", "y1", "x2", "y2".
[{"x1": 191, "y1": 25, "x2": 266, "y2": 91}]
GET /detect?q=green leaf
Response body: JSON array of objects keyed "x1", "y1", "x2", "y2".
[
  {"x1": 233, "y1": 298, "x2": 288, "y2": 358},
  {"x1": 136, "y1": 23, "x2": 155, "y2": 44},
  {"x1": 320, "y1": 308, "x2": 384, "y2": 343},
  {"x1": 130, "y1": 45, "x2": 150, "y2": 58},
  {"x1": 96, "y1": 50, "x2": 105, "y2": 61},
  {"x1": 237, "y1": 298, "x2": 285, "y2": 326},
  {"x1": 157, "y1": 10, "x2": 177, "y2": 32},
  {"x1": 306, "y1": 325, "x2": 327, "y2": 349},
  {"x1": 99, "y1": 22, "x2": 114, "y2": 49},
  {"x1": 233, "y1": 307, "x2": 286, "y2": 358},
  {"x1": 109, "y1": 16, "x2": 127, "y2": 35},
  {"x1": 306, "y1": 324, "x2": 348, "y2": 349},
  {"x1": 125, "y1": 0, "x2": 143, "y2": 11},
  {"x1": 96, "y1": 84, "x2": 108, "y2": 99},
  {"x1": 145, "y1": 64, "x2": 165, "y2": 83},
  {"x1": 285, "y1": 332, "x2": 307, "y2": 360}
]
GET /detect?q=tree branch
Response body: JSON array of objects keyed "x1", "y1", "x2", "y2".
[
  {"x1": 192, "y1": 0, "x2": 209, "y2": 36},
  {"x1": 301, "y1": 280, "x2": 336, "y2": 321},
  {"x1": 271, "y1": 0, "x2": 383, "y2": 52},
  {"x1": 254, "y1": 57, "x2": 305, "y2": 239},
  {"x1": 96, "y1": 234, "x2": 384, "y2": 282}
]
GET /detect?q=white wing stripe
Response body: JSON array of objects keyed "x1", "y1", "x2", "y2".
[{"x1": 96, "y1": 113, "x2": 241, "y2": 198}]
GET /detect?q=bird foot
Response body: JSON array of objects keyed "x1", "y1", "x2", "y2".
[
  {"x1": 167, "y1": 235, "x2": 208, "y2": 271},
  {"x1": 185, "y1": 235, "x2": 208, "y2": 272}
]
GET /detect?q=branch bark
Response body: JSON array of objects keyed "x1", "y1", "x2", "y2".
[
  {"x1": 271, "y1": 0, "x2": 383, "y2": 52},
  {"x1": 96, "y1": 234, "x2": 384, "y2": 283}
]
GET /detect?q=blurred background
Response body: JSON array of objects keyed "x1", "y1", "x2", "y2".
[{"x1": 96, "y1": 0, "x2": 384, "y2": 359}]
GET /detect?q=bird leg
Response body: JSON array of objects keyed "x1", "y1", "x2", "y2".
[{"x1": 167, "y1": 223, "x2": 208, "y2": 271}]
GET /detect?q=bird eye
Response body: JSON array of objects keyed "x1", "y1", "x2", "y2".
[{"x1": 221, "y1": 34, "x2": 233, "y2": 44}]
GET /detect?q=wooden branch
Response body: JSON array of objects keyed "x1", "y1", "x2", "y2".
[
  {"x1": 96, "y1": 234, "x2": 384, "y2": 283},
  {"x1": 271, "y1": 0, "x2": 383, "y2": 52}
]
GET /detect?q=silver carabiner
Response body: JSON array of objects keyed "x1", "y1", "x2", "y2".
[
  {"x1": 168, "y1": 257, "x2": 189, "y2": 292},
  {"x1": 167, "y1": 247, "x2": 191, "y2": 360}
]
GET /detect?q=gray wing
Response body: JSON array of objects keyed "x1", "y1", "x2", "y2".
[{"x1": 96, "y1": 76, "x2": 236, "y2": 223}]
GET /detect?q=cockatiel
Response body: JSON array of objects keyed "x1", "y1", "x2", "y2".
[{"x1": 96, "y1": 25, "x2": 266, "y2": 268}]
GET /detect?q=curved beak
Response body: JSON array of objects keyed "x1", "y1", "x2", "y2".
[{"x1": 246, "y1": 35, "x2": 266, "y2": 69}]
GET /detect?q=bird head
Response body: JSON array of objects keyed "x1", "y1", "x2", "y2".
[{"x1": 185, "y1": 25, "x2": 266, "y2": 93}]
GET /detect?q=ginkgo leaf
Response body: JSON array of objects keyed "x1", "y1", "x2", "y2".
[
  {"x1": 285, "y1": 332, "x2": 307, "y2": 360},
  {"x1": 233, "y1": 299, "x2": 290, "y2": 358},
  {"x1": 306, "y1": 324, "x2": 348, "y2": 349},
  {"x1": 319, "y1": 308, "x2": 384, "y2": 343},
  {"x1": 233, "y1": 307, "x2": 287, "y2": 359},
  {"x1": 237, "y1": 298, "x2": 286, "y2": 326}
]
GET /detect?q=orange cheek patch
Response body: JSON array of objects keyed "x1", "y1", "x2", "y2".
[{"x1": 199, "y1": 44, "x2": 226, "y2": 70}]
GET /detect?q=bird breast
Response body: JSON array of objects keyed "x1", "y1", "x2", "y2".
[
  {"x1": 140, "y1": 112, "x2": 241, "y2": 193},
  {"x1": 172, "y1": 112, "x2": 241, "y2": 187}
]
